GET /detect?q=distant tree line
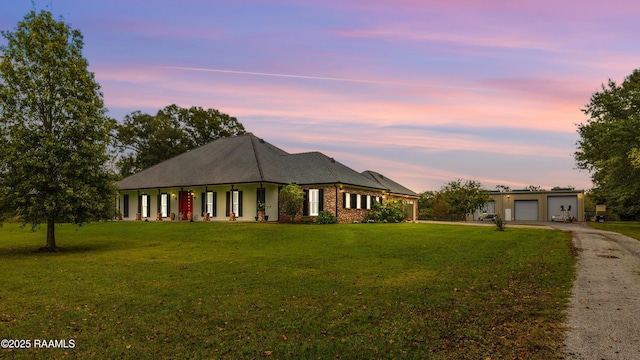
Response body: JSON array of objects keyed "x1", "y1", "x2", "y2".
[
  {"x1": 113, "y1": 104, "x2": 246, "y2": 177},
  {"x1": 418, "y1": 179, "x2": 491, "y2": 221}
]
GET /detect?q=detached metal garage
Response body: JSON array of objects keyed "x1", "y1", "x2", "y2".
[
  {"x1": 514, "y1": 200, "x2": 538, "y2": 220},
  {"x1": 547, "y1": 196, "x2": 578, "y2": 221},
  {"x1": 477, "y1": 189, "x2": 585, "y2": 222}
]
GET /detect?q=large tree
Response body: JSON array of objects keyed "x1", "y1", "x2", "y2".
[
  {"x1": 575, "y1": 69, "x2": 640, "y2": 220},
  {"x1": 115, "y1": 104, "x2": 246, "y2": 176},
  {"x1": 439, "y1": 179, "x2": 491, "y2": 221},
  {"x1": 417, "y1": 191, "x2": 436, "y2": 220},
  {"x1": 0, "y1": 10, "x2": 116, "y2": 251},
  {"x1": 417, "y1": 190, "x2": 449, "y2": 220},
  {"x1": 279, "y1": 183, "x2": 304, "y2": 223}
]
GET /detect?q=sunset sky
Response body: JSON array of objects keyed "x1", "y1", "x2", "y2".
[{"x1": 3, "y1": 0, "x2": 639, "y2": 193}]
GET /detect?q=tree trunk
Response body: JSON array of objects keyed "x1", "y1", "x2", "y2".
[{"x1": 43, "y1": 216, "x2": 57, "y2": 251}]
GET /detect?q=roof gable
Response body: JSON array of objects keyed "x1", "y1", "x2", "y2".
[
  {"x1": 362, "y1": 170, "x2": 418, "y2": 196},
  {"x1": 117, "y1": 134, "x2": 414, "y2": 194},
  {"x1": 117, "y1": 134, "x2": 289, "y2": 189},
  {"x1": 281, "y1": 152, "x2": 385, "y2": 189}
]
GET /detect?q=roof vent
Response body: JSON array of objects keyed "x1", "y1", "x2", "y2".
[
  {"x1": 330, "y1": 157, "x2": 335, "y2": 163},
  {"x1": 259, "y1": 138, "x2": 265, "y2": 143}
]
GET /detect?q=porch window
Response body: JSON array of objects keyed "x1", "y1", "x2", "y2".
[
  {"x1": 123, "y1": 194, "x2": 129, "y2": 218},
  {"x1": 206, "y1": 192, "x2": 216, "y2": 216},
  {"x1": 161, "y1": 193, "x2": 168, "y2": 217},
  {"x1": 226, "y1": 190, "x2": 243, "y2": 217},
  {"x1": 232, "y1": 191, "x2": 239, "y2": 214},
  {"x1": 256, "y1": 188, "x2": 266, "y2": 210},
  {"x1": 141, "y1": 194, "x2": 150, "y2": 218}
]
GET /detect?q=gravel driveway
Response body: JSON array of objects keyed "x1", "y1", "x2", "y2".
[{"x1": 549, "y1": 223, "x2": 640, "y2": 359}]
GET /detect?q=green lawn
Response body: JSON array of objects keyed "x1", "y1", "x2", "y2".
[
  {"x1": 0, "y1": 222, "x2": 575, "y2": 359},
  {"x1": 588, "y1": 221, "x2": 640, "y2": 240}
]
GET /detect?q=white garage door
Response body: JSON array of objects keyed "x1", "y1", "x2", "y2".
[
  {"x1": 547, "y1": 196, "x2": 578, "y2": 221},
  {"x1": 515, "y1": 200, "x2": 538, "y2": 221}
]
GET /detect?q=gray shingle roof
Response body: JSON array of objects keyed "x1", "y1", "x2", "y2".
[
  {"x1": 362, "y1": 170, "x2": 418, "y2": 196},
  {"x1": 117, "y1": 134, "x2": 416, "y2": 196},
  {"x1": 117, "y1": 134, "x2": 286, "y2": 189},
  {"x1": 280, "y1": 152, "x2": 385, "y2": 189}
]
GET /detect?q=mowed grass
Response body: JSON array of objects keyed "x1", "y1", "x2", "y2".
[
  {"x1": 588, "y1": 221, "x2": 640, "y2": 240},
  {"x1": 0, "y1": 222, "x2": 575, "y2": 359}
]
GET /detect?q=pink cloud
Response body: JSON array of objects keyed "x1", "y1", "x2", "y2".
[
  {"x1": 334, "y1": 27, "x2": 557, "y2": 53},
  {"x1": 318, "y1": 0, "x2": 640, "y2": 19},
  {"x1": 94, "y1": 67, "x2": 166, "y2": 84},
  {"x1": 265, "y1": 124, "x2": 573, "y2": 158},
  {"x1": 92, "y1": 66, "x2": 594, "y2": 192},
  {"x1": 325, "y1": 0, "x2": 639, "y2": 69},
  {"x1": 96, "y1": 63, "x2": 589, "y2": 134},
  {"x1": 277, "y1": 144, "x2": 588, "y2": 192}
]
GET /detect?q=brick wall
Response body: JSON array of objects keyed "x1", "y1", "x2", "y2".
[
  {"x1": 280, "y1": 186, "x2": 418, "y2": 223},
  {"x1": 277, "y1": 186, "x2": 387, "y2": 223},
  {"x1": 336, "y1": 188, "x2": 382, "y2": 223},
  {"x1": 312, "y1": 187, "x2": 386, "y2": 223}
]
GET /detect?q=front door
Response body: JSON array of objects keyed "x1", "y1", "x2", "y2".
[{"x1": 179, "y1": 191, "x2": 193, "y2": 220}]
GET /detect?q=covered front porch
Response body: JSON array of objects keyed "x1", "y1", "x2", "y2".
[{"x1": 117, "y1": 183, "x2": 280, "y2": 222}]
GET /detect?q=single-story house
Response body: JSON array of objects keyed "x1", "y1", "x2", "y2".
[
  {"x1": 472, "y1": 189, "x2": 585, "y2": 222},
  {"x1": 116, "y1": 133, "x2": 418, "y2": 223}
]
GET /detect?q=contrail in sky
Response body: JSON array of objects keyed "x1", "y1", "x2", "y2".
[
  {"x1": 161, "y1": 66, "x2": 482, "y2": 90},
  {"x1": 162, "y1": 66, "x2": 418, "y2": 86}
]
